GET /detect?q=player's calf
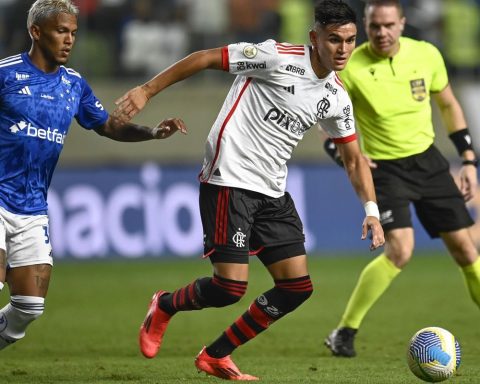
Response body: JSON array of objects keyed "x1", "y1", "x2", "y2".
[
  {"x1": 255, "y1": 275, "x2": 313, "y2": 322},
  {"x1": 160, "y1": 274, "x2": 248, "y2": 314},
  {"x1": 0, "y1": 295, "x2": 45, "y2": 349},
  {"x1": 206, "y1": 275, "x2": 313, "y2": 358}
]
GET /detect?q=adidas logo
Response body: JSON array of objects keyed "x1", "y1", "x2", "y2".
[
  {"x1": 18, "y1": 86, "x2": 31, "y2": 95},
  {"x1": 283, "y1": 85, "x2": 295, "y2": 95}
]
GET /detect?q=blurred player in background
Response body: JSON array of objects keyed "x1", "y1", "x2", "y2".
[
  {"x1": 115, "y1": 0, "x2": 384, "y2": 380},
  {"x1": 0, "y1": 0, "x2": 186, "y2": 351},
  {"x1": 322, "y1": 0, "x2": 480, "y2": 357}
]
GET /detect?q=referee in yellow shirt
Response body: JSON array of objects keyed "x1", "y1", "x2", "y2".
[{"x1": 323, "y1": 0, "x2": 480, "y2": 357}]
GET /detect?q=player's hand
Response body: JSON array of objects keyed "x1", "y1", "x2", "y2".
[
  {"x1": 363, "y1": 154, "x2": 377, "y2": 169},
  {"x1": 114, "y1": 85, "x2": 149, "y2": 122},
  {"x1": 459, "y1": 164, "x2": 478, "y2": 202},
  {"x1": 361, "y1": 216, "x2": 384, "y2": 251},
  {"x1": 152, "y1": 118, "x2": 187, "y2": 139}
]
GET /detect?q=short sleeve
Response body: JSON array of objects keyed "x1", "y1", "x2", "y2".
[
  {"x1": 319, "y1": 86, "x2": 357, "y2": 143},
  {"x1": 224, "y1": 39, "x2": 281, "y2": 80},
  {"x1": 426, "y1": 43, "x2": 449, "y2": 93},
  {"x1": 75, "y1": 80, "x2": 109, "y2": 130}
]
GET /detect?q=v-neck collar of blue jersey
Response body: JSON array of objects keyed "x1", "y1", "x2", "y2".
[{"x1": 22, "y1": 52, "x2": 62, "y2": 77}]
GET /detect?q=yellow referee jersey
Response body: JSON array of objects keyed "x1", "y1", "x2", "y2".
[{"x1": 339, "y1": 37, "x2": 449, "y2": 159}]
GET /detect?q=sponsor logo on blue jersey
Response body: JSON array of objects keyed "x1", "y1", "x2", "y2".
[
  {"x1": 9, "y1": 121, "x2": 66, "y2": 144},
  {"x1": 15, "y1": 72, "x2": 30, "y2": 81}
]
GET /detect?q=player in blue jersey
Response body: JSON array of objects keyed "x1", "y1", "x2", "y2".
[{"x1": 0, "y1": 0, "x2": 186, "y2": 350}]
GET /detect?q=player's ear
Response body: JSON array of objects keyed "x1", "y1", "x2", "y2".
[
  {"x1": 30, "y1": 24, "x2": 41, "y2": 41},
  {"x1": 309, "y1": 29, "x2": 317, "y2": 46}
]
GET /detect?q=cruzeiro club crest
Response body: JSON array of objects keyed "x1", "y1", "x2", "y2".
[{"x1": 410, "y1": 78, "x2": 426, "y2": 101}]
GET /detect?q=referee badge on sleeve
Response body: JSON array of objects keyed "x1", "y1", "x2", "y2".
[{"x1": 410, "y1": 78, "x2": 426, "y2": 101}]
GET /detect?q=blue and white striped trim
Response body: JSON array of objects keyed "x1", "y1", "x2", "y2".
[
  {"x1": 11, "y1": 295, "x2": 45, "y2": 314},
  {"x1": 0, "y1": 54, "x2": 23, "y2": 68},
  {"x1": 63, "y1": 66, "x2": 82, "y2": 78}
]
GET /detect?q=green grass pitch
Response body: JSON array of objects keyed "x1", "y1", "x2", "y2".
[{"x1": 0, "y1": 253, "x2": 478, "y2": 383}]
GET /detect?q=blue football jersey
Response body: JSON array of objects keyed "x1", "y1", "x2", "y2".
[{"x1": 0, "y1": 52, "x2": 109, "y2": 215}]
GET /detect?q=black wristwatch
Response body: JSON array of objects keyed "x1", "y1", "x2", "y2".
[{"x1": 462, "y1": 159, "x2": 479, "y2": 168}]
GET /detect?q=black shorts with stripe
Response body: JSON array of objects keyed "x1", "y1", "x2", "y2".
[
  {"x1": 200, "y1": 183, "x2": 305, "y2": 265},
  {"x1": 372, "y1": 145, "x2": 474, "y2": 238}
]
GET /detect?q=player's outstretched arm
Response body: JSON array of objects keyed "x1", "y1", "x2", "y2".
[
  {"x1": 338, "y1": 140, "x2": 385, "y2": 250},
  {"x1": 114, "y1": 48, "x2": 224, "y2": 122},
  {"x1": 94, "y1": 115, "x2": 187, "y2": 142}
]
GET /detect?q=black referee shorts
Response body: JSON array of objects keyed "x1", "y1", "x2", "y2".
[
  {"x1": 199, "y1": 183, "x2": 306, "y2": 265},
  {"x1": 372, "y1": 145, "x2": 474, "y2": 238}
]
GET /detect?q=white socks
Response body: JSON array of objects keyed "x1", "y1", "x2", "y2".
[{"x1": 0, "y1": 295, "x2": 45, "y2": 350}]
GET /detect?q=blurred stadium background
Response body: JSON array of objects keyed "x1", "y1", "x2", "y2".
[{"x1": 1, "y1": 0, "x2": 479, "y2": 259}]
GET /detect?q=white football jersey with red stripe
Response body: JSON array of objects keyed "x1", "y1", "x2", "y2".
[{"x1": 199, "y1": 39, "x2": 356, "y2": 198}]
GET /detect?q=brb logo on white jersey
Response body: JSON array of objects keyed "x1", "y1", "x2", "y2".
[{"x1": 9, "y1": 121, "x2": 66, "y2": 144}]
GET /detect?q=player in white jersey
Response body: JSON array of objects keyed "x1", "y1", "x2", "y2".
[
  {"x1": 198, "y1": 39, "x2": 357, "y2": 197},
  {"x1": 115, "y1": 0, "x2": 384, "y2": 380},
  {"x1": 0, "y1": 0, "x2": 186, "y2": 351}
]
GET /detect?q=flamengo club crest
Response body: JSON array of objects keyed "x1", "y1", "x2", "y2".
[
  {"x1": 232, "y1": 228, "x2": 246, "y2": 247},
  {"x1": 410, "y1": 78, "x2": 426, "y2": 101}
]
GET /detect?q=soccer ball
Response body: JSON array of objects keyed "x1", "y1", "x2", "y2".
[{"x1": 407, "y1": 327, "x2": 461, "y2": 382}]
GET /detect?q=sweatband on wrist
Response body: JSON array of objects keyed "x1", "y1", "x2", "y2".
[
  {"x1": 462, "y1": 159, "x2": 479, "y2": 168},
  {"x1": 364, "y1": 201, "x2": 380, "y2": 219},
  {"x1": 449, "y1": 128, "x2": 475, "y2": 156}
]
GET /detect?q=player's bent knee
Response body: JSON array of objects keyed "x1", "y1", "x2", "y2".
[
  {"x1": 279, "y1": 287, "x2": 313, "y2": 313},
  {"x1": 254, "y1": 276, "x2": 313, "y2": 322},
  {"x1": 196, "y1": 275, "x2": 248, "y2": 308},
  {"x1": 275, "y1": 275, "x2": 314, "y2": 313}
]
